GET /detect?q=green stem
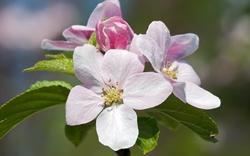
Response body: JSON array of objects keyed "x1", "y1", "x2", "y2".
[{"x1": 116, "y1": 149, "x2": 131, "y2": 156}]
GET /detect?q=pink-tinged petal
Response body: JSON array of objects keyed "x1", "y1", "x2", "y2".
[
  {"x1": 176, "y1": 61, "x2": 201, "y2": 85},
  {"x1": 123, "y1": 72, "x2": 173, "y2": 110},
  {"x1": 66, "y1": 85, "x2": 104, "y2": 126},
  {"x1": 132, "y1": 34, "x2": 164, "y2": 72},
  {"x1": 146, "y1": 21, "x2": 171, "y2": 52},
  {"x1": 167, "y1": 33, "x2": 199, "y2": 61},
  {"x1": 102, "y1": 50, "x2": 144, "y2": 88},
  {"x1": 74, "y1": 44, "x2": 104, "y2": 93},
  {"x1": 173, "y1": 82, "x2": 221, "y2": 110},
  {"x1": 96, "y1": 16, "x2": 134, "y2": 52},
  {"x1": 41, "y1": 39, "x2": 80, "y2": 51},
  {"x1": 96, "y1": 104, "x2": 138, "y2": 151},
  {"x1": 87, "y1": 0, "x2": 122, "y2": 28},
  {"x1": 63, "y1": 25, "x2": 94, "y2": 44}
]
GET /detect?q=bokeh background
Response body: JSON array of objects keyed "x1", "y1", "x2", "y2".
[{"x1": 1, "y1": 0, "x2": 250, "y2": 156}]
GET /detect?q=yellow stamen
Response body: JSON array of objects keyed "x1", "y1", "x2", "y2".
[
  {"x1": 162, "y1": 67, "x2": 178, "y2": 80},
  {"x1": 103, "y1": 87, "x2": 123, "y2": 106}
]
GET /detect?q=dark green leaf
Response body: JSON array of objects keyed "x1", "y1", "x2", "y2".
[
  {"x1": 136, "y1": 117, "x2": 160, "y2": 155},
  {"x1": 147, "y1": 111, "x2": 180, "y2": 131},
  {"x1": 24, "y1": 54, "x2": 74, "y2": 75},
  {"x1": 148, "y1": 96, "x2": 219, "y2": 143},
  {"x1": 65, "y1": 123, "x2": 93, "y2": 147},
  {"x1": 0, "y1": 81, "x2": 72, "y2": 139}
]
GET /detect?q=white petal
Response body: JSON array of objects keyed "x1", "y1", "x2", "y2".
[
  {"x1": 129, "y1": 34, "x2": 147, "y2": 63},
  {"x1": 87, "y1": 0, "x2": 121, "y2": 28},
  {"x1": 123, "y1": 72, "x2": 173, "y2": 110},
  {"x1": 102, "y1": 50, "x2": 144, "y2": 88},
  {"x1": 173, "y1": 82, "x2": 221, "y2": 110},
  {"x1": 66, "y1": 85, "x2": 104, "y2": 126},
  {"x1": 146, "y1": 21, "x2": 171, "y2": 52},
  {"x1": 131, "y1": 34, "x2": 164, "y2": 72},
  {"x1": 176, "y1": 61, "x2": 201, "y2": 85},
  {"x1": 73, "y1": 44, "x2": 104, "y2": 93},
  {"x1": 167, "y1": 33, "x2": 199, "y2": 61},
  {"x1": 129, "y1": 38, "x2": 147, "y2": 65},
  {"x1": 96, "y1": 104, "x2": 138, "y2": 151}
]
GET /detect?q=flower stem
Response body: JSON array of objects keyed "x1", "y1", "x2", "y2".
[{"x1": 116, "y1": 149, "x2": 131, "y2": 156}]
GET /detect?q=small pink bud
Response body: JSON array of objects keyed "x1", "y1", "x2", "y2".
[{"x1": 96, "y1": 16, "x2": 134, "y2": 52}]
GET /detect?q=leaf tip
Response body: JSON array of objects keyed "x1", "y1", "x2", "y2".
[{"x1": 23, "y1": 67, "x2": 33, "y2": 72}]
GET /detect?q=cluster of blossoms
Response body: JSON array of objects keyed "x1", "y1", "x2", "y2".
[{"x1": 42, "y1": 0, "x2": 220, "y2": 151}]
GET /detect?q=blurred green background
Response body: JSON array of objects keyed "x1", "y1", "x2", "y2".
[{"x1": 1, "y1": 0, "x2": 250, "y2": 155}]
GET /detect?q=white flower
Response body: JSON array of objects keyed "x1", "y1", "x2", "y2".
[
  {"x1": 66, "y1": 44, "x2": 172, "y2": 151},
  {"x1": 130, "y1": 21, "x2": 221, "y2": 110}
]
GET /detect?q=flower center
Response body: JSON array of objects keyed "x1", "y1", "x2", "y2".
[
  {"x1": 162, "y1": 67, "x2": 178, "y2": 80},
  {"x1": 102, "y1": 87, "x2": 123, "y2": 106}
]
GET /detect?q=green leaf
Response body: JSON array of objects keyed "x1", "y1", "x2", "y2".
[
  {"x1": 147, "y1": 111, "x2": 180, "y2": 131},
  {"x1": 136, "y1": 117, "x2": 160, "y2": 155},
  {"x1": 24, "y1": 54, "x2": 74, "y2": 75},
  {"x1": 0, "y1": 80, "x2": 72, "y2": 139},
  {"x1": 65, "y1": 123, "x2": 93, "y2": 147},
  {"x1": 28, "y1": 80, "x2": 72, "y2": 91},
  {"x1": 148, "y1": 96, "x2": 219, "y2": 143},
  {"x1": 45, "y1": 52, "x2": 73, "y2": 59}
]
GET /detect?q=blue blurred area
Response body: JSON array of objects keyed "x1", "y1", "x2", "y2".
[
  {"x1": 5, "y1": 0, "x2": 48, "y2": 10},
  {"x1": 1, "y1": 0, "x2": 250, "y2": 156}
]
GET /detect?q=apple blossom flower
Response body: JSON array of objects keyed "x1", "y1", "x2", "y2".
[
  {"x1": 131, "y1": 21, "x2": 221, "y2": 110},
  {"x1": 66, "y1": 44, "x2": 172, "y2": 151},
  {"x1": 96, "y1": 16, "x2": 134, "y2": 52},
  {"x1": 41, "y1": 0, "x2": 121, "y2": 51}
]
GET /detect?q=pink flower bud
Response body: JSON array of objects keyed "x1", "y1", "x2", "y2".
[{"x1": 96, "y1": 16, "x2": 134, "y2": 52}]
